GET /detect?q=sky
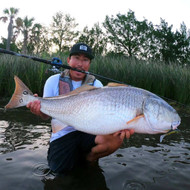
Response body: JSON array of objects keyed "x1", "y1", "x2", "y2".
[{"x1": 0, "y1": 0, "x2": 190, "y2": 39}]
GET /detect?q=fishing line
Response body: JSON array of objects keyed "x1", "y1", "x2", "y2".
[
  {"x1": 0, "y1": 48, "x2": 189, "y2": 110},
  {"x1": 0, "y1": 48, "x2": 126, "y2": 84}
]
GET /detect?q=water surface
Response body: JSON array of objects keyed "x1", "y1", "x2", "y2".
[{"x1": 0, "y1": 100, "x2": 190, "y2": 190}]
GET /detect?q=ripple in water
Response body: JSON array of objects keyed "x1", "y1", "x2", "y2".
[
  {"x1": 123, "y1": 180, "x2": 145, "y2": 190},
  {"x1": 33, "y1": 163, "x2": 51, "y2": 177}
]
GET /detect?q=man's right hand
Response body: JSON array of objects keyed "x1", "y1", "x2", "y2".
[
  {"x1": 26, "y1": 94, "x2": 49, "y2": 120},
  {"x1": 27, "y1": 100, "x2": 42, "y2": 116}
]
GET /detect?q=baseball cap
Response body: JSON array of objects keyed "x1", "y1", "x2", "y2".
[{"x1": 69, "y1": 43, "x2": 94, "y2": 60}]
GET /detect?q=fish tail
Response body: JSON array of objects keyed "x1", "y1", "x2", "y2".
[{"x1": 5, "y1": 76, "x2": 34, "y2": 109}]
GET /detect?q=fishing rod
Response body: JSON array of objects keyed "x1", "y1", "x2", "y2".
[
  {"x1": 0, "y1": 48, "x2": 126, "y2": 84},
  {"x1": 1, "y1": 48, "x2": 189, "y2": 110}
]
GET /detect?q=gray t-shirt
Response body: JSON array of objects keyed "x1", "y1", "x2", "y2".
[{"x1": 43, "y1": 74, "x2": 103, "y2": 142}]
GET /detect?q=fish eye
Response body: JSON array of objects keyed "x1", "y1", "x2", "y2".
[
  {"x1": 172, "y1": 120, "x2": 181, "y2": 127},
  {"x1": 23, "y1": 90, "x2": 28, "y2": 95}
]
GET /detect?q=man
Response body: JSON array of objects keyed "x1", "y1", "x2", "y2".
[{"x1": 27, "y1": 43, "x2": 134, "y2": 173}]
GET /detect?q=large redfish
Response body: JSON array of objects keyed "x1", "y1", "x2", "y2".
[{"x1": 5, "y1": 76, "x2": 181, "y2": 140}]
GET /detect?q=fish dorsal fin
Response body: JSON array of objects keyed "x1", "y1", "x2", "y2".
[
  {"x1": 107, "y1": 82, "x2": 128, "y2": 87},
  {"x1": 65, "y1": 85, "x2": 97, "y2": 96},
  {"x1": 45, "y1": 85, "x2": 98, "y2": 99}
]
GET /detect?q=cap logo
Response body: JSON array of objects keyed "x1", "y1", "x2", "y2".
[{"x1": 79, "y1": 45, "x2": 87, "y2": 51}]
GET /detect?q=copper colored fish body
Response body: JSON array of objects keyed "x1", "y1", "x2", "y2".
[{"x1": 5, "y1": 76, "x2": 181, "y2": 136}]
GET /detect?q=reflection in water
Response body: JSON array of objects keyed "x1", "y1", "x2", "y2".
[
  {"x1": 0, "y1": 105, "x2": 51, "y2": 154},
  {"x1": 0, "y1": 101, "x2": 190, "y2": 190},
  {"x1": 0, "y1": 120, "x2": 50, "y2": 154},
  {"x1": 42, "y1": 163, "x2": 109, "y2": 190}
]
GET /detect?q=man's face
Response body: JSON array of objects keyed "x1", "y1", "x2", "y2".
[{"x1": 67, "y1": 54, "x2": 91, "y2": 81}]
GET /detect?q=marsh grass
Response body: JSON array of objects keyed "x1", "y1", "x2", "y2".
[
  {"x1": 91, "y1": 56, "x2": 190, "y2": 105},
  {"x1": 0, "y1": 54, "x2": 189, "y2": 105},
  {"x1": 0, "y1": 54, "x2": 52, "y2": 97}
]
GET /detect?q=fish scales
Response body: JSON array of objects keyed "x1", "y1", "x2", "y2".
[
  {"x1": 5, "y1": 76, "x2": 181, "y2": 137},
  {"x1": 39, "y1": 87, "x2": 146, "y2": 134},
  {"x1": 41, "y1": 87, "x2": 142, "y2": 116}
]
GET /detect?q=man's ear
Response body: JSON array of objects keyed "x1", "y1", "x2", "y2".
[{"x1": 67, "y1": 57, "x2": 71, "y2": 64}]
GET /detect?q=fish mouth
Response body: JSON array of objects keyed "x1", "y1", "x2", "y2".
[
  {"x1": 163, "y1": 120, "x2": 181, "y2": 133},
  {"x1": 160, "y1": 120, "x2": 181, "y2": 134},
  {"x1": 171, "y1": 120, "x2": 181, "y2": 130}
]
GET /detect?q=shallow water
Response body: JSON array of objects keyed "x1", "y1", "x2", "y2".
[{"x1": 0, "y1": 100, "x2": 190, "y2": 190}]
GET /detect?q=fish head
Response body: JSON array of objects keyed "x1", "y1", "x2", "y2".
[{"x1": 143, "y1": 96, "x2": 181, "y2": 134}]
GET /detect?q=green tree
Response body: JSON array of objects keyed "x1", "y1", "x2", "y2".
[
  {"x1": 152, "y1": 19, "x2": 177, "y2": 62},
  {"x1": 50, "y1": 12, "x2": 78, "y2": 52},
  {"x1": 16, "y1": 17, "x2": 50, "y2": 54},
  {"x1": 16, "y1": 16, "x2": 35, "y2": 54},
  {"x1": 175, "y1": 22, "x2": 190, "y2": 64},
  {"x1": 103, "y1": 10, "x2": 150, "y2": 58},
  {"x1": 38, "y1": 27, "x2": 53, "y2": 54},
  {"x1": 0, "y1": 7, "x2": 19, "y2": 50},
  {"x1": 27, "y1": 23, "x2": 43, "y2": 54},
  {"x1": 150, "y1": 19, "x2": 190, "y2": 64},
  {"x1": 22, "y1": 16, "x2": 35, "y2": 54},
  {"x1": 78, "y1": 23, "x2": 108, "y2": 55},
  {"x1": 0, "y1": 37, "x2": 20, "y2": 52}
]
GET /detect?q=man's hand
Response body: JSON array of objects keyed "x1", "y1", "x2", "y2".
[
  {"x1": 87, "y1": 129, "x2": 135, "y2": 162},
  {"x1": 113, "y1": 129, "x2": 135, "y2": 140},
  {"x1": 26, "y1": 94, "x2": 49, "y2": 120}
]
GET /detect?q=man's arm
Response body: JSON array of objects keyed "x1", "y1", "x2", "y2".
[{"x1": 86, "y1": 129, "x2": 135, "y2": 161}]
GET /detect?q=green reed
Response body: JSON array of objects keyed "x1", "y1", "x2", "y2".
[
  {"x1": 0, "y1": 54, "x2": 189, "y2": 105},
  {"x1": 91, "y1": 56, "x2": 190, "y2": 105},
  {"x1": 0, "y1": 54, "x2": 51, "y2": 97}
]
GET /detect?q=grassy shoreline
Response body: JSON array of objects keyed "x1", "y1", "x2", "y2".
[{"x1": 0, "y1": 54, "x2": 189, "y2": 105}]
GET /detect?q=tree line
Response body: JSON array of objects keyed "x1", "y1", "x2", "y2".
[{"x1": 1, "y1": 8, "x2": 190, "y2": 64}]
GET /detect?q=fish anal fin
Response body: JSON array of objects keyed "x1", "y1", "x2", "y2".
[
  {"x1": 107, "y1": 82, "x2": 128, "y2": 87},
  {"x1": 127, "y1": 114, "x2": 144, "y2": 125}
]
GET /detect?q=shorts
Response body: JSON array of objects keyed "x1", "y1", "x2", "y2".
[{"x1": 47, "y1": 131, "x2": 96, "y2": 173}]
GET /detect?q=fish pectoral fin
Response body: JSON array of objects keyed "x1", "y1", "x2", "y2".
[
  {"x1": 107, "y1": 82, "x2": 128, "y2": 87},
  {"x1": 126, "y1": 114, "x2": 144, "y2": 125}
]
